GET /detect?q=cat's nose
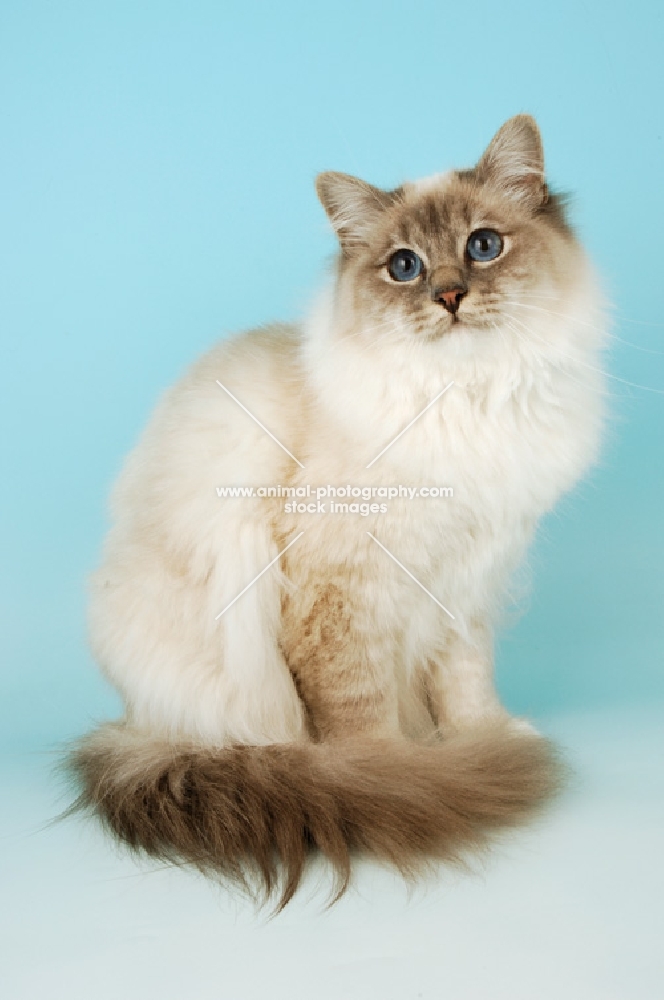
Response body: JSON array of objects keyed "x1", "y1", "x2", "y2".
[{"x1": 432, "y1": 284, "x2": 468, "y2": 315}]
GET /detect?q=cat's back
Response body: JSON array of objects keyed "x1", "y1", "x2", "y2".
[{"x1": 109, "y1": 322, "x2": 306, "y2": 532}]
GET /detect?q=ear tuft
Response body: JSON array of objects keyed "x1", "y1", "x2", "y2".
[
  {"x1": 476, "y1": 115, "x2": 546, "y2": 208},
  {"x1": 315, "y1": 172, "x2": 393, "y2": 251}
]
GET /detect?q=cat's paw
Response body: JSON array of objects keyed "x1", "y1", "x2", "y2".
[
  {"x1": 506, "y1": 717, "x2": 541, "y2": 738},
  {"x1": 437, "y1": 712, "x2": 540, "y2": 740}
]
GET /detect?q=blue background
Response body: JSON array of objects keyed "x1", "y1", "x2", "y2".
[
  {"x1": 1, "y1": 0, "x2": 662, "y2": 745},
  {"x1": 2, "y1": 5, "x2": 663, "y2": 998}
]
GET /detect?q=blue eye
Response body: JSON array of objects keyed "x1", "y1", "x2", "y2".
[
  {"x1": 388, "y1": 249, "x2": 423, "y2": 282},
  {"x1": 467, "y1": 229, "x2": 503, "y2": 262}
]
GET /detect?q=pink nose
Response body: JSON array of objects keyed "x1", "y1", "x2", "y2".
[{"x1": 434, "y1": 286, "x2": 467, "y2": 314}]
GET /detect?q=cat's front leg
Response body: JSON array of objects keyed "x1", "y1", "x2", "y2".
[
  {"x1": 428, "y1": 626, "x2": 536, "y2": 736},
  {"x1": 280, "y1": 577, "x2": 401, "y2": 741}
]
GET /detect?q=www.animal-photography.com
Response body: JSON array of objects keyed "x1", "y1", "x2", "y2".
[{"x1": 1, "y1": 2, "x2": 662, "y2": 998}]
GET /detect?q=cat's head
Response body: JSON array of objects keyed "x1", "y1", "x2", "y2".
[{"x1": 316, "y1": 116, "x2": 588, "y2": 355}]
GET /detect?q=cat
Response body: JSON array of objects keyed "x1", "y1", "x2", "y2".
[{"x1": 68, "y1": 115, "x2": 606, "y2": 907}]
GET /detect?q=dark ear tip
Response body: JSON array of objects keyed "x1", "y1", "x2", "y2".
[
  {"x1": 314, "y1": 172, "x2": 336, "y2": 211},
  {"x1": 508, "y1": 114, "x2": 543, "y2": 143},
  {"x1": 315, "y1": 171, "x2": 351, "y2": 207},
  {"x1": 314, "y1": 172, "x2": 329, "y2": 197},
  {"x1": 511, "y1": 113, "x2": 539, "y2": 128}
]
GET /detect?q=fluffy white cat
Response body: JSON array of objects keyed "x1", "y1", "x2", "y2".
[{"x1": 70, "y1": 115, "x2": 606, "y2": 906}]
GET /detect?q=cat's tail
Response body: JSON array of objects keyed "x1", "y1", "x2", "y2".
[{"x1": 66, "y1": 721, "x2": 563, "y2": 908}]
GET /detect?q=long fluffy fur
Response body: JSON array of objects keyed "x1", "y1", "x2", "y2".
[
  {"x1": 67, "y1": 116, "x2": 605, "y2": 905},
  {"x1": 68, "y1": 722, "x2": 563, "y2": 908}
]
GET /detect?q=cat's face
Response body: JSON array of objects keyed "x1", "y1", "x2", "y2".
[{"x1": 317, "y1": 116, "x2": 581, "y2": 348}]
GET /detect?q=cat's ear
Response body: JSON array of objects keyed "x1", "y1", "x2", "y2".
[
  {"x1": 316, "y1": 172, "x2": 393, "y2": 251},
  {"x1": 476, "y1": 115, "x2": 546, "y2": 209}
]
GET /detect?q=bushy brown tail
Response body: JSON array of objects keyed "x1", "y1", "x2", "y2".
[{"x1": 66, "y1": 721, "x2": 563, "y2": 908}]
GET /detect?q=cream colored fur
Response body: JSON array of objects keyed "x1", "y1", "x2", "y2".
[{"x1": 88, "y1": 117, "x2": 606, "y2": 750}]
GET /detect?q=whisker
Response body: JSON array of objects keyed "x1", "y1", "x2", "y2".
[
  {"x1": 604, "y1": 334, "x2": 664, "y2": 356},
  {"x1": 506, "y1": 290, "x2": 664, "y2": 325},
  {"x1": 502, "y1": 318, "x2": 620, "y2": 399},
  {"x1": 502, "y1": 300, "x2": 605, "y2": 331},
  {"x1": 503, "y1": 312, "x2": 664, "y2": 396},
  {"x1": 504, "y1": 299, "x2": 664, "y2": 357}
]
